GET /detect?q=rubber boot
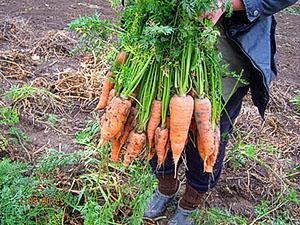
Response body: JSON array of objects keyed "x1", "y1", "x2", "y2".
[
  {"x1": 143, "y1": 175, "x2": 180, "y2": 221},
  {"x1": 167, "y1": 184, "x2": 204, "y2": 225}
]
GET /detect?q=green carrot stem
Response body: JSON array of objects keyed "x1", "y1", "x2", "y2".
[
  {"x1": 121, "y1": 55, "x2": 153, "y2": 97},
  {"x1": 157, "y1": 65, "x2": 163, "y2": 101},
  {"x1": 161, "y1": 72, "x2": 170, "y2": 127},
  {"x1": 136, "y1": 62, "x2": 158, "y2": 132}
]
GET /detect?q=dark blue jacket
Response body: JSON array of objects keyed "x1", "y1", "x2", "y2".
[{"x1": 222, "y1": 0, "x2": 298, "y2": 118}]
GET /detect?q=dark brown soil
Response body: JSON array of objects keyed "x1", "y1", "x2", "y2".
[{"x1": 0, "y1": 0, "x2": 115, "y2": 31}]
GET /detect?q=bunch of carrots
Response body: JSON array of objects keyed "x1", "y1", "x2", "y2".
[{"x1": 95, "y1": 0, "x2": 232, "y2": 173}]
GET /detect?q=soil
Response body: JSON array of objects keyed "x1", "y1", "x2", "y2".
[
  {"x1": 0, "y1": 0, "x2": 299, "y2": 224},
  {"x1": 0, "y1": 0, "x2": 115, "y2": 31}
]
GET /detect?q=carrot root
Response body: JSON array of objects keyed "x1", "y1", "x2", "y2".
[
  {"x1": 205, "y1": 125, "x2": 220, "y2": 173},
  {"x1": 146, "y1": 100, "x2": 162, "y2": 148},
  {"x1": 110, "y1": 138, "x2": 122, "y2": 163},
  {"x1": 170, "y1": 95, "x2": 194, "y2": 176},
  {"x1": 154, "y1": 127, "x2": 169, "y2": 167},
  {"x1": 194, "y1": 97, "x2": 214, "y2": 164},
  {"x1": 100, "y1": 97, "x2": 131, "y2": 144},
  {"x1": 96, "y1": 71, "x2": 114, "y2": 110},
  {"x1": 123, "y1": 131, "x2": 146, "y2": 167}
]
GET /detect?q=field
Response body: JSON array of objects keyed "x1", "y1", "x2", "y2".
[{"x1": 0, "y1": 1, "x2": 299, "y2": 225}]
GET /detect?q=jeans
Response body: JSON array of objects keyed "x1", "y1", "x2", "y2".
[{"x1": 149, "y1": 85, "x2": 250, "y2": 193}]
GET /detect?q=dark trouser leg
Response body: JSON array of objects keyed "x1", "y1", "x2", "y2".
[
  {"x1": 185, "y1": 85, "x2": 249, "y2": 193},
  {"x1": 150, "y1": 148, "x2": 182, "y2": 177},
  {"x1": 150, "y1": 149, "x2": 182, "y2": 196}
]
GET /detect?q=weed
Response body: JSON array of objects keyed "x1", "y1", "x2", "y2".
[
  {"x1": 0, "y1": 106, "x2": 19, "y2": 125},
  {"x1": 47, "y1": 114, "x2": 59, "y2": 125},
  {"x1": 5, "y1": 84, "x2": 39, "y2": 102},
  {"x1": 0, "y1": 159, "x2": 65, "y2": 225},
  {"x1": 74, "y1": 120, "x2": 99, "y2": 147},
  {"x1": 251, "y1": 188, "x2": 299, "y2": 225},
  {"x1": 125, "y1": 164, "x2": 156, "y2": 225},
  {"x1": 5, "y1": 84, "x2": 53, "y2": 102},
  {"x1": 290, "y1": 90, "x2": 300, "y2": 111},
  {"x1": 284, "y1": 6, "x2": 300, "y2": 15},
  {"x1": 191, "y1": 207, "x2": 247, "y2": 225},
  {"x1": 8, "y1": 127, "x2": 31, "y2": 145},
  {"x1": 0, "y1": 133, "x2": 8, "y2": 152},
  {"x1": 226, "y1": 139, "x2": 256, "y2": 171},
  {"x1": 68, "y1": 13, "x2": 115, "y2": 56},
  {"x1": 36, "y1": 148, "x2": 86, "y2": 174}
]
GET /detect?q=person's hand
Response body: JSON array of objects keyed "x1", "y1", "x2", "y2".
[{"x1": 200, "y1": 0, "x2": 224, "y2": 25}]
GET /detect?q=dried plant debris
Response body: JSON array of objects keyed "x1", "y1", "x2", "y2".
[
  {"x1": 0, "y1": 50, "x2": 34, "y2": 79},
  {"x1": 31, "y1": 30, "x2": 77, "y2": 59},
  {"x1": 52, "y1": 71, "x2": 101, "y2": 105},
  {"x1": 0, "y1": 18, "x2": 32, "y2": 46}
]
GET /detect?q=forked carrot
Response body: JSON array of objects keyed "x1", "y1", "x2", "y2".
[
  {"x1": 110, "y1": 138, "x2": 122, "y2": 163},
  {"x1": 205, "y1": 125, "x2": 220, "y2": 173},
  {"x1": 147, "y1": 148, "x2": 156, "y2": 161},
  {"x1": 99, "y1": 97, "x2": 131, "y2": 146},
  {"x1": 164, "y1": 117, "x2": 171, "y2": 158},
  {"x1": 170, "y1": 95, "x2": 194, "y2": 174},
  {"x1": 194, "y1": 97, "x2": 214, "y2": 166},
  {"x1": 96, "y1": 71, "x2": 114, "y2": 110},
  {"x1": 123, "y1": 131, "x2": 146, "y2": 167},
  {"x1": 119, "y1": 107, "x2": 138, "y2": 147},
  {"x1": 154, "y1": 127, "x2": 169, "y2": 167},
  {"x1": 146, "y1": 100, "x2": 162, "y2": 148}
]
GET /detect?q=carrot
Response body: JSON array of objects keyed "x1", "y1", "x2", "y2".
[
  {"x1": 165, "y1": 117, "x2": 171, "y2": 156},
  {"x1": 110, "y1": 138, "x2": 122, "y2": 163},
  {"x1": 119, "y1": 107, "x2": 138, "y2": 147},
  {"x1": 96, "y1": 71, "x2": 114, "y2": 110},
  {"x1": 99, "y1": 97, "x2": 131, "y2": 146},
  {"x1": 154, "y1": 127, "x2": 169, "y2": 167},
  {"x1": 204, "y1": 125, "x2": 220, "y2": 173},
  {"x1": 108, "y1": 89, "x2": 115, "y2": 104},
  {"x1": 146, "y1": 100, "x2": 162, "y2": 148},
  {"x1": 123, "y1": 131, "x2": 146, "y2": 167},
  {"x1": 194, "y1": 97, "x2": 214, "y2": 167},
  {"x1": 170, "y1": 95, "x2": 194, "y2": 173},
  {"x1": 147, "y1": 148, "x2": 156, "y2": 161},
  {"x1": 115, "y1": 50, "x2": 128, "y2": 65}
]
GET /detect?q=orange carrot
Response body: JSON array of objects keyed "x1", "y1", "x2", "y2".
[
  {"x1": 146, "y1": 100, "x2": 162, "y2": 148},
  {"x1": 205, "y1": 126, "x2": 220, "y2": 173},
  {"x1": 108, "y1": 89, "x2": 115, "y2": 104},
  {"x1": 96, "y1": 71, "x2": 114, "y2": 110},
  {"x1": 119, "y1": 107, "x2": 138, "y2": 147},
  {"x1": 115, "y1": 50, "x2": 128, "y2": 65},
  {"x1": 170, "y1": 95, "x2": 194, "y2": 173},
  {"x1": 154, "y1": 127, "x2": 169, "y2": 167},
  {"x1": 123, "y1": 131, "x2": 146, "y2": 167},
  {"x1": 164, "y1": 117, "x2": 171, "y2": 160},
  {"x1": 99, "y1": 97, "x2": 131, "y2": 145},
  {"x1": 110, "y1": 138, "x2": 122, "y2": 163},
  {"x1": 147, "y1": 148, "x2": 156, "y2": 161},
  {"x1": 194, "y1": 97, "x2": 214, "y2": 167}
]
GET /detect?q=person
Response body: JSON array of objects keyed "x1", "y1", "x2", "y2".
[{"x1": 142, "y1": 1, "x2": 298, "y2": 225}]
